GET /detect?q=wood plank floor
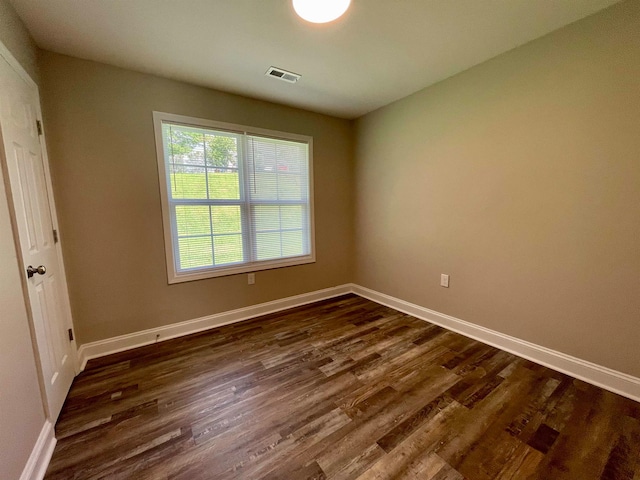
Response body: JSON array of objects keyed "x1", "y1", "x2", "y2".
[{"x1": 46, "y1": 294, "x2": 640, "y2": 480}]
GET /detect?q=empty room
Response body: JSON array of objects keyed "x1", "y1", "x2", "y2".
[{"x1": 1, "y1": 0, "x2": 639, "y2": 479}]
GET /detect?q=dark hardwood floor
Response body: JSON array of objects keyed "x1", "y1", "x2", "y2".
[{"x1": 46, "y1": 294, "x2": 640, "y2": 479}]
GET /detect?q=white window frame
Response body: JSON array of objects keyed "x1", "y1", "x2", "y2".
[{"x1": 153, "y1": 111, "x2": 316, "y2": 283}]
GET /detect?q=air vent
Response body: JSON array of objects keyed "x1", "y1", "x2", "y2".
[{"x1": 265, "y1": 66, "x2": 301, "y2": 84}]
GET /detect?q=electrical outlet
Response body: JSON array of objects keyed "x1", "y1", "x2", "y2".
[
  {"x1": 248, "y1": 273, "x2": 255, "y2": 285},
  {"x1": 440, "y1": 274, "x2": 450, "y2": 288}
]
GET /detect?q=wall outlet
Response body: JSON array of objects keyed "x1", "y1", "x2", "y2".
[
  {"x1": 440, "y1": 274, "x2": 450, "y2": 288},
  {"x1": 248, "y1": 273, "x2": 255, "y2": 285}
]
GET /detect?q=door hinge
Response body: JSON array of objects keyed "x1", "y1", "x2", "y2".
[
  {"x1": 68, "y1": 328, "x2": 74, "y2": 341},
  {"x1": 53, "y1": 229, "x2": 59, "y2": 243},
  {"x1": 36, "y1": 120, "x2": 43, "y2": 135}
]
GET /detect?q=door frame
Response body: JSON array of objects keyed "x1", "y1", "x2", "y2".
[{"x1": 0, "y1": 41, "x2": 79, "y2": 410}]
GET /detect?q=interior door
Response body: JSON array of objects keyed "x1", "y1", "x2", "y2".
[{"x1": 0, "y1": 53, "x2": 75, "y2": 421}]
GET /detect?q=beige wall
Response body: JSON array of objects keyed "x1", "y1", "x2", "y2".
[
  {"x1": 39, "y1": 51, "x2": 354, "y2": 344},
  {"x1": 354, "y1": 0, "x2": 640, "y2": 377},
  {"x1": 0, "y1": 0, "x2": 38, "y2": 83}
]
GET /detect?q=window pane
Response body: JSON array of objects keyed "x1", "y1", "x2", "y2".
[
  {"x1": 211, "y1": 206, "x2": 241, "y2": 234},
  {"x1": 253, "y1": 172, "x2": 278, "y2": 200},
  {"x1": 169, "y1": 167, "x2": 207, "y2": 199},
  {"x1": 254, "y1": 205, "x2": 280, "y2": 232},
  {"x1": 250, "y1": 140, "x2": 276, "y2": 173},
  {"x1": 214, "y1": 235, "x2": 244, "y2": 265},
  {"x1": 278, "y1": 175, "x2": 303, "y2": 201},
  {"x1": 204, "y1": 133, "x2": 238, "y2": 168},
  {"x1": 164, "y1": 124, "x2": 205, "y2": 166},
  {"x1": 276, "y1": 142, "x2": 306, "y2": 174},
  {"x1": 178, "y1": 236, "x2": 212, "y2": 269},
  {"x1": 256, "y1": 232, "x2": 281, "y2": 260},
  {"x1": 280, "y1": 205, "x2": 303, "y2": 230},
  {"x1": 208, "y1": 170, "x2": 240, "y2": 200},
  {"x1": 175, "y1": 206, "x2": 211, "y2": 236},
  {"x1": 247, "y1": 136, "x2": 309, "y2": 202},
  {"x1": 282, "y1": 230, "x2": 304, "y2": 257}
]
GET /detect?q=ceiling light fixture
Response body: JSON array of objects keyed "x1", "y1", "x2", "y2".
[{"x1": 292, "y1": 0, "x2": 351, "y2": 24}]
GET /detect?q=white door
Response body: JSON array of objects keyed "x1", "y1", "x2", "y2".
[{"x1": 0, "y1": 53, "x2": 75, "y2": 421}]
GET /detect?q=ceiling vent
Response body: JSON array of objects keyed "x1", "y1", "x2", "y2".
[{"x1": 265, "y1": 66, "x2": 301, "y2": 84}]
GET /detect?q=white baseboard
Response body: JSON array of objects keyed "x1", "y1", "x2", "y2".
[
  {"x1": 19, "y1": 420, "x2": 56, "y2": 480},
  {"x1": 351, "y1": 284, "x2": 640, "y2": 402},
  {"x1": 78, "y1": 284, "x2": 352, "y2": 371},
  {"x1": 76, "y1": 282, "x2": 640, "y2": 403}
]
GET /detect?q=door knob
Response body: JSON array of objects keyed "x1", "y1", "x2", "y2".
[{"x1": 26, "y1": 265, "x2": 46, "y2": 278}]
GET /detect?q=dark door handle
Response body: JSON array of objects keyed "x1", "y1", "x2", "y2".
[{"x1": 26, "y1": 265, "x2": 46, "y2": 278}]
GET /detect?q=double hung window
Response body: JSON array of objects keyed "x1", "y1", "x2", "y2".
[{"x1": 153, "y1": 112, "x2": 314, "y2": 283}]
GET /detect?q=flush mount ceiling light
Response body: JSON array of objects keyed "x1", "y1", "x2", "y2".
[{"x1": 292, "y1": 0, "x2": 351, "y2": 24}]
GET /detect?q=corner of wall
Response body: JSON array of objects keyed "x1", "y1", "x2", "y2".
[{"x1": 0, "y1": 0, "x2": 40, "y2": 85}]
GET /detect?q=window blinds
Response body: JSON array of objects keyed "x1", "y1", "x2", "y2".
[{"x1": 246, "y1": 135, "x2": 310, "y2": 263}]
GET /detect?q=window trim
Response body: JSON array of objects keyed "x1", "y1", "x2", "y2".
[{"x1": 153, "y1": 111, "x2": 316, "y2": 284}]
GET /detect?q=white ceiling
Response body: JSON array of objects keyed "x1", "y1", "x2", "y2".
[{"x1": 11, "y1": 0, "x2": 620, "y2": 119}]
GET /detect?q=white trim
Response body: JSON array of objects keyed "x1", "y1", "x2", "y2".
[
  {"x1": 78, "y1": 284, "x2": 351, "y2": 370},
  {"x1": 351, "y1": 284, "x2": 640, "y2": 403},
  {"x1": 19, "y1": 420, "x2": 56, "y2": 480},
  {"x1": 168, "y1": 256, "x2": 316, "y2": 284}
]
